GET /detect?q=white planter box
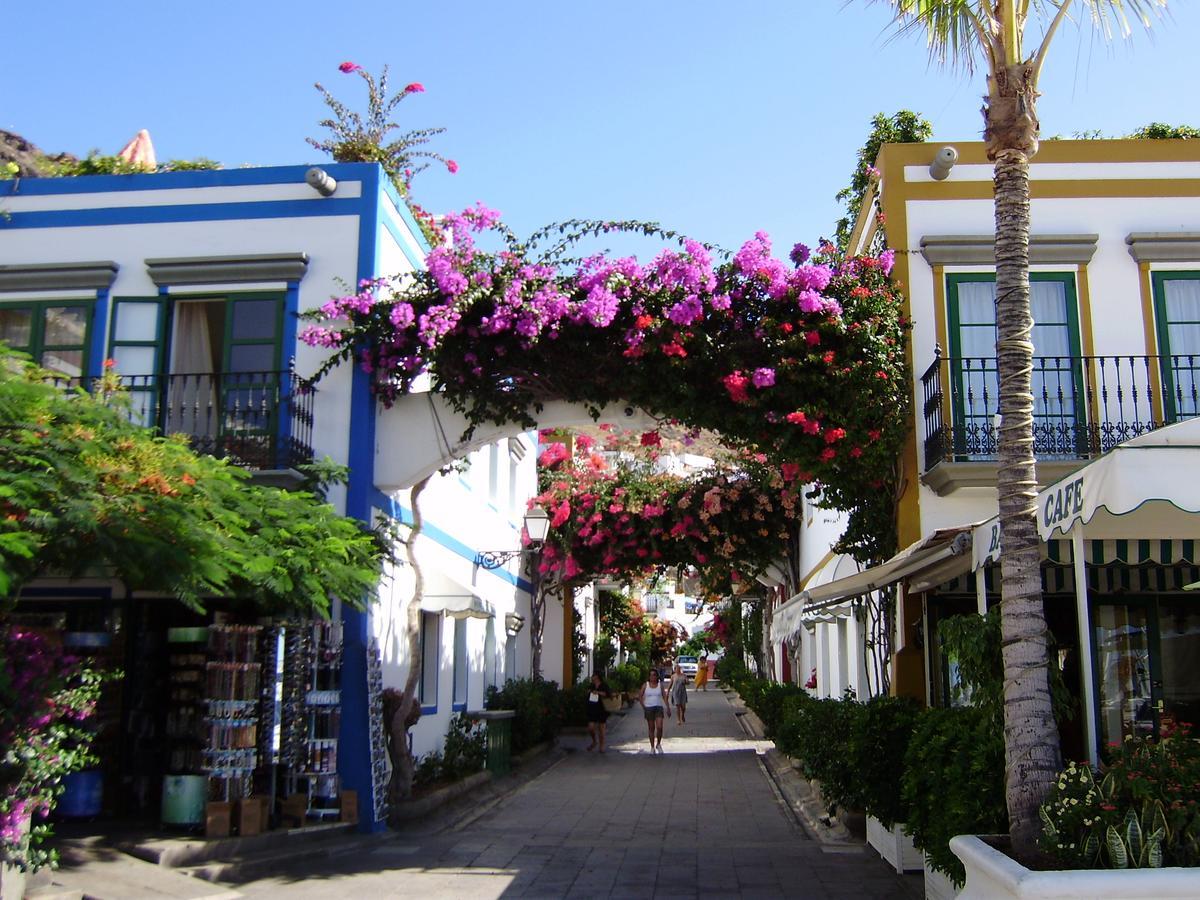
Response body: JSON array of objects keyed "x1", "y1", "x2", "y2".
[
  {"x1": 867, "y1": 814, "x2": 923, "y2": 874},
  {"x1": 924, "y1": 855, "x2": 960, "y2": 900},
  {"x1": 951, "y1": 833, "x2": 1200, "y2": 899}
]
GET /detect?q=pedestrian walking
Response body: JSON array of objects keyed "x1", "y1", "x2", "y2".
[
  {"x1": 585, "y1": 672, "x2": 612, "y2": 753},
  {"x1": 638, "y1": 667, "x2": 670, "y2": 753},
  {"x1": 669, "y1": 663, "x2": 688, "y2": 724},
  {"x1": 694, "y1": 653, "x2": 709, "y2": 691}
]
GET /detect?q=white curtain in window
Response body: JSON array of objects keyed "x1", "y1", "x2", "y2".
[{"x1": 168, "y1": 302, "x2": 217, "y2": 439}]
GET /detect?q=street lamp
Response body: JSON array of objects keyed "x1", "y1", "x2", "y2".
[{"x1": 475, "y1": 505, "x2": 551, "y2": 570}]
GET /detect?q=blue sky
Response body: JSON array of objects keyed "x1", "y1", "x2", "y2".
[{"x1": 4, "y1": 1, "x2": 1198, "y2": 254}]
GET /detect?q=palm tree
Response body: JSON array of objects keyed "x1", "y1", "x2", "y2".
[{"x1": 871, "y1": 0, "x2": 1167, "y2": 861}]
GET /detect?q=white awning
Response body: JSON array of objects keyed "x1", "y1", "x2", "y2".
[
  {"x1": 972, "y1": 416, "x2": 1200, "y2": 566},
  {"x1": 771, "y1": 527, "x2": 975, "y2": 644},
  {"x1": 771, "y1": 553, "x2": 862, "y2": 642},
  {"x1": 420, "y1": 594, "x2": 495, "y2": 620}
]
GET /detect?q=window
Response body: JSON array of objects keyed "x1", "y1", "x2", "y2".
[
  {"x1": 452, "y1": 617, "x2": 468, "y2": 711},
  {"x1": 419, "y1": 612, "x2": 440, "y2": 708},
  {"x1": 0, "y1": 300, "x2": 91, "y2": 379},
  {"x1": 945, "y1": 273, "x2": 1084, "y2": 457},
  {"x1": 1152, "y1": 271, "x2": 1200, "y2": 421}
]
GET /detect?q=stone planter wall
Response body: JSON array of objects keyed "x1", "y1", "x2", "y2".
[
  {"x1": 0, "y1": 812, "x2": 31, "y2": 900},
  {"x1": 951, "y1": 834, "x2": 1200, "y2": 899},
  {"x1": 866, "y1": 814, "x2": 923, "y2": 874}
]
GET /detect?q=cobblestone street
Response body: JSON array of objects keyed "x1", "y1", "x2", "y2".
[{"x1": 226, "y1": 688, "x2": 919, "y2": 899}]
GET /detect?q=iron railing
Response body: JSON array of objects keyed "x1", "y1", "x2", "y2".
[
  {"x1": 109, "y1": 369, "x2": 315, "y2": 471},
  {"x1": 921, "y1": 348, "x2": 1200, "y2": 469}
]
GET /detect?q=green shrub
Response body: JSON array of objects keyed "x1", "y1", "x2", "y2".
[
  {"x1": 715, "y1": 654, "x2": 750, "y2": 689},
  {"x1": 788, "y1": 694, "x2": 867, "y2": 815},
  {"x1": 853, "y1": 695, "x2": 921, "y2": 828},
  {"x1": 486, "y1": 677, "x2": 562, "y2": 754},
  {"x1": 611, "y1": 662, "x2": 645, "y2": 694},
  {"x1": 410, "y1": 712, "x2": 487, "y2": 788},
  {"x1": 593, "y1": 635, "x2": 616, "y2": 674},
  {"x1": 1039, "y1": 726, "x2": 1200, "y2": 869},
  {"x1": 559, "y1": 681, "x2": 591, "y2": 727},
  {"x1": 901, "y1": 705, "x2": 1006, "y2": 886},
  {"x1": 739, "y1": 680, "x2": 808, "y2": 738},
  {"x1": 772, "y1": 693, "x2": 813, "y2": 759}
]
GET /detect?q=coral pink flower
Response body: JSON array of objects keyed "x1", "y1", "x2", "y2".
[
  {"x1": 446, "y1": 159, "x2": 459, "y2": 174},
  {"x1": 338, "y1": 62, "x2": 361, "y2": 73},
  {"x1": 405, "y1": 82, "x2": 426, "y2": 93}
]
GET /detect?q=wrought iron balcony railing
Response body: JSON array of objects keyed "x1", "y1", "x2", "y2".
[
  {"x1": 114, "y1": 369, "x2": 316, "y2": 471},
  {"x1": 921, "y1": 348, "x2": 1199, "y2": 469}
]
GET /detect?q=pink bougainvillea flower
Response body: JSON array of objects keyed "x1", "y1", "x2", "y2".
[
  {"x1": 780, "y1": 462, "x2": 801, "y2": 481},
  {"x1": 445, "y1": 159, "x2": 459, "y2": 174},
  {"x1": 404, "y1": 82, "x2": 426, "y2": 93},
  {"x1": 640, "y1": 431, "x2": 661, "y2": 447},
  {"x1": 338, "y1": 62, "x2": 361, "y2": 73},
  {"x1": 751, "y1": 367, "x2": 775, "y2": 389},
  {"x1": 723, "y1": 371, "x2": 750, "y2": 403}
]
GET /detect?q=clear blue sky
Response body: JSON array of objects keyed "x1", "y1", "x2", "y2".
[{"x1": 5, "y1": 1, "x2": 1197, "y2": 253}]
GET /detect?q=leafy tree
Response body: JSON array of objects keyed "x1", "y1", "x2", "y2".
[
  {"x1": 0, "y1": 350, "x2": 384, "y2": 616},
  {"x1": 873, "y1": 0, "x2": 1168, "y2": 860},
  {"x1": 834, "y1": 110, "x2": 933, "y2": 251}
]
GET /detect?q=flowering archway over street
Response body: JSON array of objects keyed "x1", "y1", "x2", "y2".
[{"x1": 305, "y1": 204, "x2": 911, "y2": 567}]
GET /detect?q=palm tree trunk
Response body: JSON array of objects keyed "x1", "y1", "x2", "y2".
[{"x1": 991, "y1": 91, "x2": 1063, "y2": 857}]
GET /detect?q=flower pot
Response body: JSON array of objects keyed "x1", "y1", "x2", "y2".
[
  {"x1": 923, "y1": 854, "x2": 959, "y2": 900},
  {"x1": 866, "y1": 814, "x2": 923, "y2": 874},
  {"x1": 601, "y1": 695, "x2": 623, "y2": 714},
  {"x1": 57, "y1": 769, "x2": 103, "y2": 819},
  {"x1": 837, "y1": 807, "x2": 867, "y2": 840},
  {"x1": 950, "y1": 834, "x2": 1200, "y2": 899}
]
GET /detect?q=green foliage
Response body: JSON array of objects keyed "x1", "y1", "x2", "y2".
[
  {"x1": 559, "y1": 681, "x2": 592, "y2": 727},
  {"x1": 28, "y1": 152, "x2": 219, "y2": 177},
  {"x1": 0, "y1": 349, "x2": 383, "y2": 615},
  {"x1": 834, "y1": 110, "x2": 932, "y2": 251},
  {"x1": 1127, "y1": 123, "x2": 1200, "y2": 140},
  {"x1": 739, "y1": 680, "x2": 808, "y2": 739},
  {"x1": 1, "y1": 627, "x2": 115, "y2": 872},
  {"x1": 609, "y1": 662, "x2": 646, "y2": 694},
  {"x1": 715, "y1": 654, "x2": 750, "y2": 688},
  {"x1": 485, "y1": 677, "x2": 562, "y2": 754},
  {"x1": 853, "y1": 696, "x2": 922, "y2": 828},
  {"x1": 901, "y1": 706, "x2": 1007, "y2": 886},
  {"x1": 1038, "y1": 727, "x2": 1200, "y2": 870},
  {"x1": 412, "y1": 712, "x2": 487, "y2": 789},
  {"x1": 593, "y1": 634, "x2": 616, "y2": 674},
  {"x1": 785, "y1": 692, "x2": 867, "y2": 816},
  {"x1": 678, "y1": 628, "x2": 717, "y2": 657}
]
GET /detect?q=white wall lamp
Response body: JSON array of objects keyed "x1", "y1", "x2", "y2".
[
  {"x1": 929, "y1": 146, "x2": 959, "y2": 181},
  {"x1": 305, "y1": 167, "x2": 338, "y2": 197},
  {"x1": 475, "y1": 505, "x2": 551, "y2": 569}
]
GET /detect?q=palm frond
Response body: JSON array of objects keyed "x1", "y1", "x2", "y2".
[{"x1": 868, "y1": 0, "x2": 995, "y2": 72}]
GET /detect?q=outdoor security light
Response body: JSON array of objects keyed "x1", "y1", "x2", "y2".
[
  {"x1": 929, "y1": 146, "x2": 959, "y2": 181},
  {"x1": 523, "y1": 505, "x2": 550, "y2": 544},
  {"x1": 305, "y1": 167, "x2": 338, "y2": 197}
]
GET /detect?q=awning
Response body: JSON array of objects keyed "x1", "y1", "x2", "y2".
[
  {"x1": 771, "y1": 526, "x2": 974, "y2": 644},
  {"x1": 420, "y1": 594, "x2": 495, "y2": 620},
  {"x1": 973, "y1": 416, "x2": 1200, "y2": 566},
  {"x1": 771, "y1": 553, "x2": 862, "y2": 641}
]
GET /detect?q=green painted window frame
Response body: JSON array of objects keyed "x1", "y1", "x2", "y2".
[
  {"x1": 0, "y1": 298, "x2": 94, "y2": 379},
  {"x1": 1151, "y1": 270, "x2": 1200, "y2": 423},
  {"x1": 945, "y1": 272, "x2": 1086, "y2": 458}
]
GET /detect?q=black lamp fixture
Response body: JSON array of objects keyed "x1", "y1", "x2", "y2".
[{"x1": 475, "y1": 505, "x2": 551, "y2": 570}]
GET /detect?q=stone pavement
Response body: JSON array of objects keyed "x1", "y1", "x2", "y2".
[{"x1": 224, "y1": 687, "x2": 921, "y2": 899}]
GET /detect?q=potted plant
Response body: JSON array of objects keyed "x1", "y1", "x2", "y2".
[
  {"x1": 855, "y1": 696, "x2": 924, "y2": 874},
  {"x1": 953, "y1": 725, "x2": 1200, "y2": 899}
]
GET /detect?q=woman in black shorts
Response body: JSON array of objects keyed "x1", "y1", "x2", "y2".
[{"x1": 586, "y1": 672, "x2": 612, "y2": 752}]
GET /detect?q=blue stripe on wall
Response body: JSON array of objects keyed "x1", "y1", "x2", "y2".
[
  {"x1": 369, "y1": 489, "x2": 534, "y2": 593},
  {"x1": 339, "y1": 166, "x2": 385, "y2": 834},
  {"x1": 2, "y1": 199, "x2": 363, "y2": 230}
]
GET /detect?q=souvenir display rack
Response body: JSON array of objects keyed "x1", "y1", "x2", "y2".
[
  {"x1": 286, "y1": 620, "x2": 344, "y2": 821},
  {"x1": 366, "y1": 638, "x2": 389, "y2": 822},
  {"x1": 165, "y1": 627, "x2": 208, "y2": 777},
  {"x1": 203, "y1": 624, "x2": 262, "y2": 802}
]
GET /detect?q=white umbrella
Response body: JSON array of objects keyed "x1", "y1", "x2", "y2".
[{"x1": 117, "y1": 129, "x2": 157, "y2": 170}]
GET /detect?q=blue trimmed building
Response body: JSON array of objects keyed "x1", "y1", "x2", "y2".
[{"x1": 0, "y1": 163, "x2": 543, "y2": 832}]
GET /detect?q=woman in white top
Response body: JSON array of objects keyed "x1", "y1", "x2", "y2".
[{"x1": 638, "y1": 668, "x2": 671, "y2": 753}]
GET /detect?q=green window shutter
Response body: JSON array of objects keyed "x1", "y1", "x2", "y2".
[
  {"x1": 1151, "y1": 271, "x2": 1200, "y2": 422},
  {"x1": 0, "y1": 299, "x2": 93, "y2": 380}
]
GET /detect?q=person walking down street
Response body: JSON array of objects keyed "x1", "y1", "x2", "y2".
[
  {"x1": 669, "y1": 663, "x2": 688, "y2": 725},
  {"x1": 694, "y1": 654, "x2": 709, "y2": 692},
  {"x1": 585, "y1": 672, "x2": 612, "y2": 753},
  {"x1": 638, "y1": 668, "x2": 671, "y2": 753}
]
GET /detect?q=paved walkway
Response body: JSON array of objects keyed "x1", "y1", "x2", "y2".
[{"x1": 229, "y1": 688, "x2": 920, "y2": 899}]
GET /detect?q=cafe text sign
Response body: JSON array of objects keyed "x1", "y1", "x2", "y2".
[{"x1": 1042, "y1": 475, "x2": 1085, "y2": 536}]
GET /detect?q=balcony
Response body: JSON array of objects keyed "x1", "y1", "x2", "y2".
[
  {"x1": 921, "y1": 349, "x2": 1198, "y2": 494},
  {"x1": 116, "y1": 370, "x2": 316, "y2": 476}
]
